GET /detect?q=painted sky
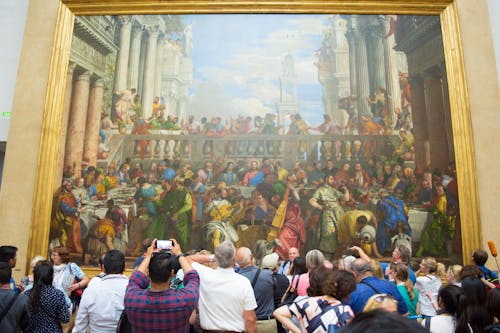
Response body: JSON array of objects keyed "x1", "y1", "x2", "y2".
[{"x1": 184, "y1": 14, "x2": 333, "y2": 128}]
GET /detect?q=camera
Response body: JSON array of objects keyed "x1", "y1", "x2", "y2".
[{"x1": 156, "y1": 240, "x2": 174, "y2": 250}]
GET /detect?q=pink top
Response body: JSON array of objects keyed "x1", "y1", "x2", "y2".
[{"x1": 291, "y1": 273, "x2": 310, "y2": 296}]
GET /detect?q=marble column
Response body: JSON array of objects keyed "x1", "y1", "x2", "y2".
[
  {"x1": 154, "y1": 33, "x2": 165, "y2": 99},
  {"x1": 142, "y1": 27, "x2": 159, "y2": 119},
  {"x1": 409, "y1": 75, "x2": 429, "y2": 169},
  {"x1": 424, "y1": 69, "x2": 450, "y2": 171},
  {"x1": 64, "y1": 71, "x2": 91, "y2": 178},
  {"x1": 353, "y1": 17, "x2": 371, "y2": 118},
  {"x1": 382, "y1": 15, "x2": 401, "y2": 126},
  {"x1": 369, "y1": 24, "x2": 386, "y2": 93},
  {"x1": 127, "y1": 25, "x2": 143, "y2": 91},
  {"x1": 346, "y1": 29, "x2": 357, "y2": 98},
  {"x1": 114, "y1": 16, "x2": 132, "y2": 91},
  {"x1": 54, "y1": 62, "x2": 76, "y2": 186},
  {"x1": 83, "y1": 78, "x2": 104, "y2": 168}
]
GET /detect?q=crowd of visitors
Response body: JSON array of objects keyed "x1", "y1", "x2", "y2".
[{"x1": 0, "y1": 243, "x2": 499, "y2": 333}]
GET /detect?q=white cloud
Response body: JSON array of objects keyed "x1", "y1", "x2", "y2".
[{"x1": 231, "y1": 97, "x2": 274, "y2": 118}]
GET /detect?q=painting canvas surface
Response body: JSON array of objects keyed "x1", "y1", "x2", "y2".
[{"x1": 50, "y1": 13, "x2": 461, "y2": 267}]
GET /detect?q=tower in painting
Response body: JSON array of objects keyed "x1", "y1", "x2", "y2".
[{"x1": 277, "y1": 52, "x2": 299, "y2": 134}]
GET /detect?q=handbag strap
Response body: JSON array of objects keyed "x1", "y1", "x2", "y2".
[
  {"x1": 251, "y1": 269, "x2": 261, "y2": 288},
  {"x1": 0, "y1": 292, "x2": 19, "y2": 324},
  {"x1": 293, "y1": 274, "x2": 301, "y2": 290},
  {"x1": 360, "y1": 280, "x2": 382, "y2": 294}
]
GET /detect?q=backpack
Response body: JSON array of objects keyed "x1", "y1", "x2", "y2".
[{"x1": 116, "y1": 309, "x2": 132, "y2": 333}]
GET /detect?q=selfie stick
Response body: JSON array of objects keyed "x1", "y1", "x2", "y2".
[{"x1": 487, "y1": 240, "x2": 500, "y2": 275}]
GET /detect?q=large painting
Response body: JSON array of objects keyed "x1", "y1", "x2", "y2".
[{"x1": 48, "y1": 8, "x2": 465, "y2": 268}]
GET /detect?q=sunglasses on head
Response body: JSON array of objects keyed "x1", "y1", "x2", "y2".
[{"x1": 374, "y1": 294, "x2": 397, "y2": 304}]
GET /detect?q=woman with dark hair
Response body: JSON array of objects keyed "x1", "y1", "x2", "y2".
[
  {"x1": 421, "y1": 284, "x2": 462, "y2": 333},
  {"x1": 485, "y1": 288, "x2": 500, "y2": 332},
  {"x1": 456, "y1": 277, "x2": 494, "y2": 333},
  {"x1": 25, "y1": 260, "x2": 70, "y2": 333},
  {"x1": 274, "y1": 267, "x2": 356, "y2": 333}
]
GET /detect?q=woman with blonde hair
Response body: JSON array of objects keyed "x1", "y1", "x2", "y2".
[
  {"x1": 415, "y1": 257, "x2": 441, "y2": 318},
  {"x1": 390, "y1": 262, "x2": 419, "y2": 316},
  {"x1": 445, "y1": 264, "x2": 462, "y2": 286},
  {"x1": 436, "y1": 262, "x2": 447, "y2": 285},
  {"x1": 362, "y1": 294, "x2": 398, "y2": 313}
]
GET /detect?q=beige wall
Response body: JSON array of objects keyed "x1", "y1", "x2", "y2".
[
  {"x1": 0, "y1": 0, "x2": 60, "y2": 279},
  {"x1": 456, "y1": 0, "x2": 500, "y2": 266},
  {"x1": 1, "y1": 0, "x2": 499, "y2": 280}
]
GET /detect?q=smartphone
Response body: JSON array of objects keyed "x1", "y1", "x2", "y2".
[{"x1": 156, "y1": 240, "x2": 173, "y2": 250}]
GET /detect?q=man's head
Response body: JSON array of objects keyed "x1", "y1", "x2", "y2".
[
  {"x1": 261, "y1": 253, "x2": 279, "y2": 270},
  {"x1": 103, "y1": 250, "x2": 125, "y2": 274},
  {"x1": 149, "y1": 252, "x2": 176, "y2": 284},
  {"x1": 393, "y1": 244, "x2": 411, "y2": 264},
  {"x1": 215, "y1": 241, "x2": 236, "y2": 269},
  {"x1": 235, "y1": 247, "x2": 253, "y2": 268},
  {"x1": 325, "y1": 175, "x2": 335, "y2": 187},
  {"x1": 472, "y1": 248, "x2": 489, "y2": 265},
  {"x1": 288, "y1": 247, "x2": 299, "y2": 262},
  {"x1": 351, "y1": 258, "x2": 373, "y2": 282},
  {"x1": 0, "y1": 246, "x2": 18, "y2": 268},
  {"x1": 62, "y1": 178, "x2": 73, "y2": 192},
  {"x1": 0, "y1": 262, "x2": 12, "y2": 285}
]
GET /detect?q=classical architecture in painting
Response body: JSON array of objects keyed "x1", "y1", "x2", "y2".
[{"x1": 51, "y1": 13, "x2": 462, "y2": 266}]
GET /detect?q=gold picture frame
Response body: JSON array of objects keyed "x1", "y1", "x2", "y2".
[{"x1": 26, "y1": 0, "x2": 480, "y2": 272}]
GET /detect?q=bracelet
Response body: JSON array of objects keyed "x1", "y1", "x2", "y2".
[
  {"x1": 176, "y1": 253, "x2": 185, "y2": 259},
  {"x1": 208, "y1": 254, "x2": 215, "y2": 262},
  {"x1": 77, "y1": 282, "x2": 81, "y2": 288}
]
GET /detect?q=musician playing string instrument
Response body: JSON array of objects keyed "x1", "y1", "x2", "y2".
[
  {"x1": 203, "y1": 187, "x2": 244, "y2": 250},
  {"x1": 309, "y1": 175, "x2": 349, "y2": 258}
]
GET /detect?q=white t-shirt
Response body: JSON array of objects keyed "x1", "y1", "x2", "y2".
[
  {"x1": 192, "y1": 262, "x2": 257, "y2": 332},
  {"x1": 422, "y1": 314, "x2": 456, "y2": 333},
  {"x1": 72, "y1": 274, "x2": 129, "y2": 333},
  {"x1": 415, "y1": 274, "x2": 442, "y2": 316}
]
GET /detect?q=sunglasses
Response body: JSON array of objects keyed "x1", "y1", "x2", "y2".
[{"x1": 373, "y1": 294, "x2": 397, "y2": 304}]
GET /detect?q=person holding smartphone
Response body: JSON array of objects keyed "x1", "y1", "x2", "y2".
[{"x1": 124, "y1": 238, "x2": 200, "y2": 332}]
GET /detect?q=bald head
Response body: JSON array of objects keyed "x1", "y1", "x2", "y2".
[{"x1": 235, "y1": 247, "x2": 253, "y2": 268}]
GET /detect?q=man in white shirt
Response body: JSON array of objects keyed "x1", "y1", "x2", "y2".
[
  {"x1": 188, "y1": 241, "x2": 257, "y2": 333},
  {"x1": 72, "y1": 250, "x2": 129, "y2": 333}
]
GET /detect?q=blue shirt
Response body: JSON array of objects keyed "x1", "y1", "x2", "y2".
[
  {"x1": 345, "y1": 276, "x2": 408, "y2": 315},
  {"x1": 238, "y1": 266, "x2": 275, "y2": 319},
  {"x1": 380, "y1": 262, "x2": 417, "y2": 284}
]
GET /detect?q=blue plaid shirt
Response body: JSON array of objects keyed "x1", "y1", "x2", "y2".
[{"x1": 125, "y1": 269, "x2": 199, "y2": 332}]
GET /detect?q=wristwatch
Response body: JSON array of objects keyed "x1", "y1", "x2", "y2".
[{"x1": 176, "y1": 253, "x2": 185, "y2": 259}]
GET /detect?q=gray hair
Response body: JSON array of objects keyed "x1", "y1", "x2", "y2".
[
  {"x1": 30, "y1": 255, "x2": 45, "y2": 268},
  {"x1": 305, "y1": 249, "x2": 325, "y2": 270},
  {"x1": 215, "y1": 241, "x2": 236, "y2": 268},
  {"x1": 351, "y1": 258, "x2": 373, "y2": 276}
]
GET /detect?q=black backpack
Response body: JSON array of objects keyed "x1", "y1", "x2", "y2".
[{"x1": 116, "y1": 309, "x2": 132, "y2": 333}]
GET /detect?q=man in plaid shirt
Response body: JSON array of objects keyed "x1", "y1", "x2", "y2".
[{"x1": 125, "y1": 238, "x2": 199, "y2": 332}]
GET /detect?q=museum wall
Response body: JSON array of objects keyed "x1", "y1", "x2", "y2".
[{"x1": 0, "y1": 0, "x2": 499, "y2": 280}]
